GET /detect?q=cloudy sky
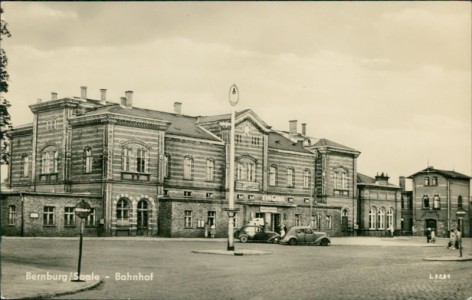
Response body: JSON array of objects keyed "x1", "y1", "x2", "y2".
[{"x1": 2, "y1": 2, "x2": 471, "y2": 186}]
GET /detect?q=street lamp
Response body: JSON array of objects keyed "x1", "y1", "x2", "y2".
[
  {"x1": 456, "y1": 209, "x2": 465, "y2": 258},
  {"x1": 226, "y1": 84, "x2": 239, "y2": 251}
]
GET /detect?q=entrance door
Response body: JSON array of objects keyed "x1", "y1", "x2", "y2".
[
  {"x1": 425, "y1": 219, "x2": 437, "y2": 233},
  {"x1": 137, "y1": 200, "x2": 149, "y2": 236},
  {"x1": 271, "y1": 214, "x2": 281, "y2": 233}
]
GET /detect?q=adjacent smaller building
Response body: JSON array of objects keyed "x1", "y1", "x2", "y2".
[
  {"x1": 356, "y1": 173, "x2": 401, "y2": 236},
  {"x1": 408, "y1": 167, "x2": 471, "y2": 238}
]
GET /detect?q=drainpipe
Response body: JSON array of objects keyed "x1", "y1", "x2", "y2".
[
  {"x1": 448, "y1": 180, "x2": 451, "y2": 232},
  {"x1": 20, "y1": 192, "x2": 25, "y2": 237}
]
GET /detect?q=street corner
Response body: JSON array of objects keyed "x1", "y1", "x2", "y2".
[
  {"x1": 191, "y1": 249, "x2": 272, "y2": 256},
  {"x1": 0, "y1": 262, "x2": 103, "y2": 300}
]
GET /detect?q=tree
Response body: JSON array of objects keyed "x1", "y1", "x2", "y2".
[{"x1": 0, "y1": 7, "x2": 12, "y2": 165}]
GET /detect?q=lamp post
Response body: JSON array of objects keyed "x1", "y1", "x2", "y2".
[
  {"x1": 226, "y1": 84, "x2": 239, "y2": 251},
  {"x1": 456, "y1": 209, "x2": 465, "y2": 258},
  {"x1": 72, "y1": 200, "x2": 91, "y2": 282}
]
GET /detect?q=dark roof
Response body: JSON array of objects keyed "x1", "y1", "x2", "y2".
[
  {"x1": 83, "y1": 104, "x2": 221, "y2": 142},
  {"x1": 311, "y1": 138, "x2": 359, "y2": 153},
  {"x1": 268, "y1": 131, "x2": 313, "y2": 154},
  {"x1": 357, "y1": 172, "x2": 399, "y2": 188},
  {"x1": 409, "y1": 167, "x2": 471, "y2": 180}
]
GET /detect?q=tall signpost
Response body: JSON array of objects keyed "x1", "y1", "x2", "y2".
[
  {"x1": 226, "y1": 84, "x2": 239, "y2": 251},
  {"x1": 456, "y1": 209, "x2": 465, "y2": 258},
  {"x1": 72, "y1": 200, "x2": 91, "y2": 282}
]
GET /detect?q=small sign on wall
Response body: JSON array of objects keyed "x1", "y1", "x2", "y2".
[{"x1": 30, "y1": 212, "x2": 39, "y2": 219}]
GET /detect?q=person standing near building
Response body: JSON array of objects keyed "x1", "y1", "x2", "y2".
[
  {"x1": 425, "y1": 227, "x2": 432, "y2": 243},
  {"x1": 210, "y1": 223, "x2": 216, "y2": 238},
  {"x1": 430, "y1": 229, "x2": 436, "y2": 243},
  {"x1": 204, "y1": 222, "x2": 209, "y2": 238},
  {"x1": 454, "y1": 228, "x2": 461, "y2": 249}
]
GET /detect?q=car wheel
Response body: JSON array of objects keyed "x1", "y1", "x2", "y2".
[
  {"x1": 288, "y1": 238, "x2": 297, "y2": 245},
  {"x1": 320, "y1": 239, "x2": 329, "y2": 246},
  {"x1": 240, "y1": 235, "x2": 248, "y2": 243},
  {"x1": 272, "y1": 237, "x2": 280, "y2": 244}
]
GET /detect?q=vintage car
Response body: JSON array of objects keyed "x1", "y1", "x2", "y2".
[
  {"x1": 280, "y1": 226, "x2": 331, "y2": 246},
  {"x1": 234, "y1": 225, "x2": 281, "y2": 243}
]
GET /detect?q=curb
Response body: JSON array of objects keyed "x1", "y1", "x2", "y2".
[
  {"x1": 423, "y1": 256, "x2": 472, "y2": 262},
  {"x1": 15, "y1": 280, "x2": 103, "y2": 300}
]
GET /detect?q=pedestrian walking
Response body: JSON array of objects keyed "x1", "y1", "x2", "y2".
[
  {"x1": 430, "y1": 229, "x2": 436, "y2": 243},
  {"x1": 425, "y1": 227, "x2": 432, "y2": 243},
  {"x1": 448, "y1": 229, "x2": 456, "y2": 249},
  {"x1": 454, "y1": 228, "x2": 461, "y2": 249}
]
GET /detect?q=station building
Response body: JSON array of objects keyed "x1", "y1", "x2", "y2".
[{"x1": 1, "y1": 86, "x2": 388, "y2": 238}]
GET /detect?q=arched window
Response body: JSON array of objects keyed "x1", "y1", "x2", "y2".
[
  {"x1": 424, "y1": 177, "x2": 430, "y2": 186},
  {"x1": 52, "y1": 151, "x2": 58, "y2": 172},
  {"x1": 184, "y1": 156, "x2": 193, "y2": 179},
  {"x1": 378, "y1": 207, "x2": 385, "y2": 229},
  {"x1": 432, "y1": 176, "x2": 438, "y2": 185},
  {"x1": 116, "y1": 199, "x2": 130, "y2": 221},
  {"x1": 206, "y1": 159, "x2": 214, "y2": 181},
  {"x1": 386, "y1": 207, "x2": 394, "y2": 229},
  {"x1": 369, "y1": 207, "x2": 377, "y2": 229},
  {"x1": 458, "y1": 196, "x2": 463, "y2": 208},
  {"x1": 269, "y1": 165, "x2": 277, "y2": 186},
  {"x1": 236, "y1": 157, "x2": 256, "y2": 182},
  {"x1": 287, "y1": 167, "x2": 295, "y2": 187},
  {"x1": 84, "y1": 148, "x2": 92, "y2": 173},
  {"x1": 334, "y1": 167, "x2": 348, "y2": 191},
  {"x1": 433, "y1": 194, "x2": 440, "y2": 210},
  {"x1": 137, "y1": 200, "x2": 149, "y2": 230},
  {"x1": 21, "y1": 154, "x2": 29, "y2": 177},
  {"x1": 303, "y1": 169, "x2": 311, "y2": 188}
]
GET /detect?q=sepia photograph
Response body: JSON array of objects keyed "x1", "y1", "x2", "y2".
[{"x1": 0, "y1": 1, "x2": 471, "y2": 299}]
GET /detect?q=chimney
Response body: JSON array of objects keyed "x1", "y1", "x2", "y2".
[
  {"x1": 37, "y1": 98, "x2": 42, "y2": 104},
  {"x1": 125, "y1": 90, "x2": 133, "y2": 108},
  {"x1": 375, "y1": 172, "x2": 390, "y2": 186},
  {"x1": 51, "y1": 92, "x2": 58, "y2": 100},
  {"x1": 399, "y1": 176, "x2": 406, "y2": 191},
  {"x1": 174, "y1": 102, "x2": 182, "y2": 115},
  {"x1": 100, "y1": 89, "x2": 107, "y2": 104},
  {"x1": 289, "y1": 120, "x2": 298, "y2": 136},
  {"x1": 80, "y1": 86, "x2": 87, "y2": 99},
  {"x1": 120, "y1": 97, "x2": 127, "y2": 106},
  {"x1": 301, "y1": 123, "x2": 307, "y2": 136}
]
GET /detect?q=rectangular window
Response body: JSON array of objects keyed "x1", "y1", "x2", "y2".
[
  {"x1": 269, "y1": 166, "x2": 276, "y2": 186},
  {"x1": 122, "y1": 148, "x2": 131, "y2": 171},
  {"x1": 295, "y1": 214, "x2": 301, "y2": 226},
  {"x1": 137, "y1": 148, "x2": 147, "y2": 173},
  {"x1": 8, "y1": 205, "x2": 16, "y2": 225},
  {"x1": 208, "y1": 211, "x2": 216, "y2": 226},
  {"x1": 184, "y1": 191, "x2": 192, "y2": 197},
  {"x1": 326, "y1": 216, "x2": 332, "y2": 229},
  {"x1": 22, "y1": 155, "x2": 29, "y2": 177},
  {"x1": 43, "y1": 206, "x2": 55, "y2": 226},
  {"x1": 184, "y1": 210, "x2": 192, "y2": 228},
  {"x1": 248, "y1": 194, "x2": 255, "y2": 200},
  {"x1": 287, "y1": 168, "x2": 294, "y2": 187},
  {"x1": 236, "y1": 135, "x2": 242, "y2": 143},
  {"x1": 86, "y1": 208, "x2": 96, "y2": 226},
  {"x1": 251, "y1": 137, "x2": 260, "y2": 145},
  {"x1": 287, "y1": 197, "x2": 294, "y2": 203},
  {"x1": 184, "y1": 157, "x2": 193, "y2": 179},
  {"x1": 206, "y1": 159, "x2": 214, "y2": 181},
  {"x1": 237, "y1": 194, "x2": 244, "y2": 199},
  {"x1": 64, "y1": 207, "x2": 75, "y2": 226},
  {"x1": 206, "y1": 192, "x2": 214, "y2": 199}
]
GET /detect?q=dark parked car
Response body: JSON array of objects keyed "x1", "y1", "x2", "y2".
[
  {"x1": 234, "y1": 225, "x2": 280, "y2": 243},
  {"x1": 280, "y1": 226, "x2": 331, "y2": 246}
]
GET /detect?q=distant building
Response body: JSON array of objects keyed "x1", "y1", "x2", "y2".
[
  {"x1": 408, "y1": 166, "x2": 471, "y2": 238},
  {"x1": 356, "y1": 173, "x2": 401, "y2": 236}
]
